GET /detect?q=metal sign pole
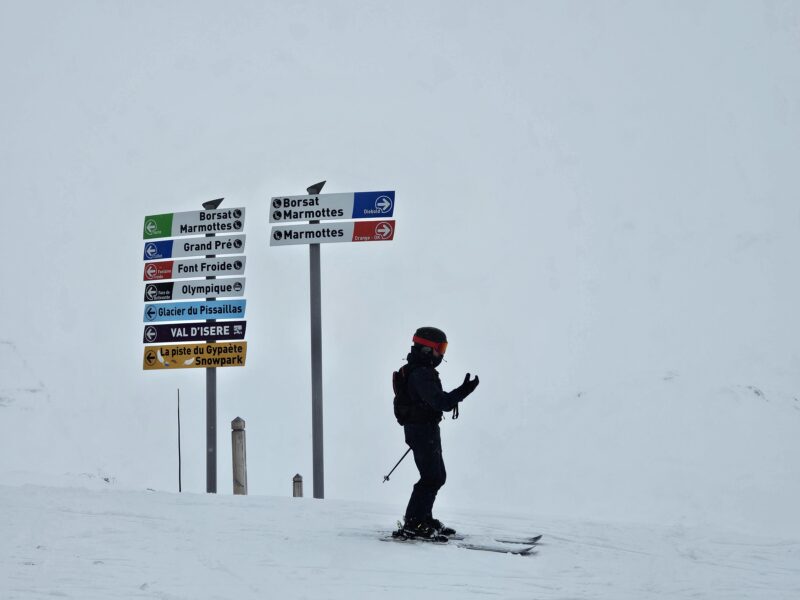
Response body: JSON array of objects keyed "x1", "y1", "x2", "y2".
[
  {"x1": 202, "y1": 197, "x2": 224, "y2": 494},
  {"x1": 206, "y1": 362, "x2": 217, "y2": 493},
  {"x1": 307, "y1": 181, "x2": 326, "y2": 499}
]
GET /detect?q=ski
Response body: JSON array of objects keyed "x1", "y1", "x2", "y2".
[
  {"x1": 495, "y1": 534, "x2": 543, "y2": 545},
  {"x1": 380, "y1": 532, "x2": 537, "y2": 555},
  {"x1": 457, "y1": 542, "x2": 536, "y2": 556},
  {"x1": 447, "y1": 533, "x2": 543, "y2": 545}
]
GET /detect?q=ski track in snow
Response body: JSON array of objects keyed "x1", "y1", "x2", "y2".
[{"x1": 1, "y1": 484, "x2": 798, "y2": 599}]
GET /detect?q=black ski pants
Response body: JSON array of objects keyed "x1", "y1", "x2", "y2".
[{"x1": 404, "y1": 422, "x2": 446, "y2": 522}]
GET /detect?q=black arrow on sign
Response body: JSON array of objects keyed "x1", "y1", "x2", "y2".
[
  {"x1": 145, "y1": 351, "x2": 156, "y2": 365},
  {"x1": 146, "y1": 306, "x2": 157, "y2": 320}
]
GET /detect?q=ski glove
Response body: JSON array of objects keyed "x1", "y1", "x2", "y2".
[{"x1": 458, "y1": 373, "x2": 480, "y2": 398}]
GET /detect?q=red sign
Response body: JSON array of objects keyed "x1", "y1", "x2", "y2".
[
  {"x1": 352, "y1": 220, "x2": 395, "y2": 242},
  {"x1": 143, "y1": 261, "x2": 175, "y2": 281}
]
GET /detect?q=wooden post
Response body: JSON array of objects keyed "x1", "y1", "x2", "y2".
[
  {"x1": 231, "y1": 417, "x2": 247, "y2": 495},
  {"x1": 293, "y1": 474, "x2": 303, "y2": 498}
]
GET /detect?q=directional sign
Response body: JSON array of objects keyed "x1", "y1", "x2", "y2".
[
  {"x1": 143, "y1": 320, "x2": 247, "y2": 344},
  {"x1": 269, "y1": 191, "x2": 395, "y2": 223},
  {"x1": 270, "y1": 220, "x2": 395, "y2": 247},
  {"x1": 144, "y1": 256, "x2": 246, "y2": 281},
  {"x1": 143, "y1": 208, "x2": 245, "y2": 240},
  {"x1": 143, "y1": 299, "x2": 246, "y2": 322},
  {"x1": 144, "y1": 278, "x2": 245, "y2": 302},
  {"x1": 143, "y1": 235, "x2": 246, "y2": 261},
  {"x1": 143, "y1": 341, "x2": 247, "y2": 370}
]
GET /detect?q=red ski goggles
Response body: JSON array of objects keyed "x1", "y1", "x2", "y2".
[{"x1": 413, "y1": 335, "x2": 448, "y2": 355}]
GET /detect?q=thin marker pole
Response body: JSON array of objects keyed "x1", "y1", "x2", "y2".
[{"x1": 177, "y1": 388, "x2": 182, "y2": 493}]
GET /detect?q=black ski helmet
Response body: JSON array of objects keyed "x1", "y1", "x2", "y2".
[{"x1": 412, "y1": 326, "x2": 448, "y2": 355}]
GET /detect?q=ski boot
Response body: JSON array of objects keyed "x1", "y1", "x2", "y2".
[
  {"x1": 393, "y1": 518, "x2": 448, "y2": 542},
  {"x1": 428, "y1": 518, "x2": 456, "y2": 536}
]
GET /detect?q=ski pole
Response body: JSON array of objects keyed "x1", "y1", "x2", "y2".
[{"x1": 382, "y1": 447, "x2": 412, "y2": 482}]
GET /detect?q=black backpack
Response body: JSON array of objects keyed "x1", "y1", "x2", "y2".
[
  {"x1": 392, "y1": 364, "x2": 414, "y2": 425},
  {"x1": 393, "y1": 364, "x2": 455, "y2": 425}
]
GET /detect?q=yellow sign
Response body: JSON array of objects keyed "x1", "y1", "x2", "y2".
[{"x1": 143, "y1": 342, "x2": 247, "y2": 370}]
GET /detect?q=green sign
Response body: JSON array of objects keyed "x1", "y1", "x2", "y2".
[{"x1": 143, "y1": 214, "x2": 173, "y2": 239}]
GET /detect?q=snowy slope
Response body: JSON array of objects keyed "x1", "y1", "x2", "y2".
[{"x1": 1, "y1": 482, "x2": 798, "y2": 599}]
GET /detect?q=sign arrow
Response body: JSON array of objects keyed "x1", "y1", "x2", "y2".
[
  {"x1": 145, "y1": 306, "x2": 157, "y2": 321},
  {"x1": 145, "y1": 351, "x2": 156, "y2": 365},
  {"x1": 376, "y1": 196, "x2": 392, "y2": 212},
  {"x1": 375, "y1": 222, "x2": 393, "y2": 238}
]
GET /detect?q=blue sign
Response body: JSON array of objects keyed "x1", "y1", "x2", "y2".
[
  {"x1": 352, "y1": 191, "x2": 395, "y2": 219},
  {"x1": 143, "y1": 240, "x2": 173, "y2": 260},
  {"x1": 143, "y1": 299, "x2": 247, "y2": 323}
]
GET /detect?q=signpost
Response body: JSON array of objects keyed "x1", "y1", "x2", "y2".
[
  {"x1": 143, "y1": 234, "x2": 246, "y2": 261},
  {"x1": 143, "y1": 256, "x2": 246, "y2": 281},
  {"x1": 269, "y1": 183, "x2": 397, "y2": 499},
  {"x1": 143, "y1": 321, "x2": 247, "y2": 344},
  {"x1": 270, "y1": 220, "x2": 395, "y2": 246},
  {"x1": 143, "y1": 278, "x2": 245, "y2": 302},
  {"x1": 143, "y1": 208, "x2": 245, "y2": 239},
  {"x1": 143, "y1": 341, "x2": 247, "y2": 370},
  {"x1": 141, "y1": 198, "x2": 248, "y2": 495},
  {"x1": 269, "y1": 191, "x2": 395, "y2": 223},
  {"x1": 143, "y1": 299, "x2": 246, "y2": 323}
]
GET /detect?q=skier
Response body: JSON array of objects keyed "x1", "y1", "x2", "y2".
[{"x1": 393, "y1": 326, "x2": 479, "y2": 539}]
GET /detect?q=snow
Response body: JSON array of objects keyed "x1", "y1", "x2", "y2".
[{"x1": 1, "y1": 482, "x2": 798, "y2": 599}]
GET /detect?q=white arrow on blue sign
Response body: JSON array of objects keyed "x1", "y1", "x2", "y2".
[{"x1": 269, "y1": 191, "x2": 395, "y2": 224}]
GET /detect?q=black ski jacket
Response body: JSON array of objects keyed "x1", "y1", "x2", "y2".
[{"x1": 400, "y1": 349, "x2": 467, "y2": 424}]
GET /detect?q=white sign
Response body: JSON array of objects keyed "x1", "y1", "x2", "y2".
[
  {"x1": 270, "y1": 220, "x2": 395, "y2": 246},
  {"x1": 269, "y1": 191, "x2": 395, "y2": 223},
  {"x1": 143, "y1": 208, "x2": 246, "y2": 239},
  {"x1": 144, "y1": 257, "x2": 247, "y2": 281},
  {"x1": 144, "y1": 278, "x2": 246, "y2": 302},
  {"x1": 143, "y1": 234, "x2": 246, "y2": 261}
]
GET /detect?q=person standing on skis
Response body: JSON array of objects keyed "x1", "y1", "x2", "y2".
[{"x1": 393, "y1": 326, "x2": 480, "y2": 539}]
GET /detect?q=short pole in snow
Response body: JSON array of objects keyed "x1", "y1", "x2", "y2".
[
  {"x1": 383, "y1": 447, "x2": 412, "y2": 483},
  {"x1": 231, "y1": 417, "x2": 247, "y2": 495},
  {"x1": 293, "y1": 474, "x2": 303, "y2": 498}
]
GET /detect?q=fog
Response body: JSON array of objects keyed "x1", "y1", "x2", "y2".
[{"x1": 1, "y1": 1, "x2": 798, "y2": 535}]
